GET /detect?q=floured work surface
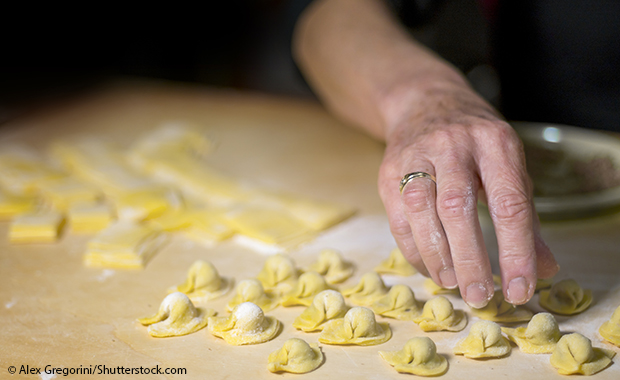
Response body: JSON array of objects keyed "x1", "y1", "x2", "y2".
[{"x1": 1, "y1": 80, "x2": 619, "y2": 379}]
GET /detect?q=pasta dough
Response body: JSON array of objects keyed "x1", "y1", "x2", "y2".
[
  {"x1": 293, "y1": 289, "x2": 349, "y2": 332},
  {"x1": 0, "y1": 189, "x2": 37, "y2": 219},
  {"x1": 539, "y1": 279, "x2": 592, "y2": 315},
  {"x1": 375, "y1": 248, "x2": 417, "y2": 276},
  {"x1": 267, "y1": 338, "x2": 323, "y2": 374},
  {"x1": 208, "y1": 302, "x2": 280, "y2": 345},
  {"x1": 501, "y1": 312, "x2": 561, "y2": 354},
  {"x1": 379, "y1": 337, "x2": 448, "y2": 376},
  {"x1": 280, "y1": 271, "x2": 333, "y2": 307},
  {"x1": 171, "y1": 260, "x2": 233, "y2": 301},
  {"x1": 550, "y1": 333, "x2": 615, "y2": 375},
  {"x1": 454, "y1": 320, "x2": 511, "y2": 359},
  {"x1": 227, "y1": 279, "x2": 279, "y2": 312},
  {"x1": 138, "y1": 292, "x2": 214, "y2": 337},
  {"x1": 470, "y1": 290, "x2": 533, "y2": 323},
  {"x1": 370, "y1": 284, "x2": 423, "y2": 321},
  {"x1": 68, "y1": 202, "x2": 114, "y2": 233},
  {"x1": 423, "y1": 278, "x2": 460, "y2": 296},
  {"x1": 319, "y1": 306, "x2": 391, "y2": 346},
  {"x1": 599, "y1": 305, "x2": 620, "y2": 347},
  {"x1": 9, "y1": 211, "x2": 65, "y2": 243},
  {"x1": 341, "y1": 272, "x2": 389, "y2": 306},
  {"x1": 256, "y1": 254, "x2": 300, "y2": 296},
  {"x1": 413, "y1": 296, "x2": 467, "y2": 332},
  {"x1": 307, "y1": 249, "x2": 354, "y2": 284}
]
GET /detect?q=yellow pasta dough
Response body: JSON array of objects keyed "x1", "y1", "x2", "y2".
[
  {"x1": 68, "y1": 202, "x2": 114, "y2": 233},
  {"x1": 550, "y1": 333, "x2": 615, "y2": 375},
  {"x1": 267, "y1": 338, "x2": 324, "y2": 374},
  {"x1": 171, "y1": 260, "x2": 233, "y2": 301},
  {"x1": 226, "y1": 279, "x2": 279, "y2": 312},
  {"x1": 182, "y1": 210, "x2": 234, "y2": 246},
  {"x1": 307, "y1": 249, "x2": 354, "y2": 284},
  {"x1": 470, "y1": 290, "x2": 533, "y2": 323},
  {"x1": 0, "y1": 189, "x2": 38, "y2": 219},
  {"x1": 423, "y1": 278, "x2": 460, "y2": 296},
  {"x1": 38, "y1": 177, "x2": 101, "y2": 211},
  {"x1": 599, "y1": 305, "x2": 620, "y2": 347},
  {"x1": 256, "y1": 254, "x2": 300, "y2": 296},
  {"x1": 413, "y1": 296, "x2": 467, "y2": 332},
  {"x1": 0, "y1": 149, "x2": 64, "y2": 195},
  {"x1": 208, "y1": 302, "x2": 280, "y2": 345},
  {"x1": 501, "y1": 312, "x2": 561, "y2": 354},
  {"x1": 539, "y1": 279, "x2": 592, "y2": 315},
  {"x1": 454, "y1": 320, "x2": 511, "y2": 359},
  {"x1": 280, "y1": 271, "x2": 334, "y2": 307},
  {"x1": 318, "y1": 306, "x2": 391, "y2": 346},
  {"x1": 115, "y1": 187, "x2": 181, "y2": 222},
  {"x1": 293, "y1": 290, "x2": 349, "y2": 332},
  {"x1": 341, "y1": 272, "x2": 389, "y2": 306},
  {"x1": 370, "y1": 284, "x2": 423, "y2": 321},
  {"x1": 138, "y1": 292, "x2": 215, "y2": 337},
  {"x1": 375, "y1": 248, "x2": 417, "y2": 276},
  {"x1": 379, "y1": 337, "x2": 448, "y2": 376},
  {"x1": 9, "y1": 211, "x2": 65, "y2": 243}
]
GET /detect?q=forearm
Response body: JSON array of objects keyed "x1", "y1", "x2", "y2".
[{"x1": 293, "y1": 0, "x2": 495, "y2": 141}]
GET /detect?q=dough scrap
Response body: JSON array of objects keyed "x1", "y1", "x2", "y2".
[
  {"x1": 293, "y1": 290, "x2": 349, "y2": 332},
  {"x1": 307, "y1": 249, "x2": 354, "y2": 284},
  {"x1": 280, "y1": 271, "x2": 334, "y2": 307},
  {"x1": 318, "y1": 306, "x2": 391, "y2": 346},
  {"x1": 423, "y1": 278, "x2": 460, "y2": 296},
  {"x1": 208, "y1": 302, "x2": 280, "y2": 345},
  {"x1": 182, "y1": 210, "x2": 234, "y2": 246},
  {"x1": 115, "y1": 187, "x2": 181, "y2": 222},
  {"x1": 341, "y1": 272, "x2": 389, "y2": 306},
  {"x1": 539, "y1": 279, "x2": 592, "y2": 315},
  {"x1": 0, "y1": 189, "x2": 38, "y2": 219},
  {"x1": 171, "y1": 260, "x2": 233, "y2": 301},
  {"x1": 39, "y1": 177, "x2": 101, "y2": 211},
  {"x1": 501, "y1": 312, "x2": 561, "y2": 354},
  {"x1": 68, "y1": 202, "x2": 114, "y2": 233},
  {"x1": 138, "y1": 292, "x2": 214, "y2": 337},
  {"x1": 83, "y1": 221, "x2": 167, "y2": 269},
  {"x1": 470, "y1": 290, "x2": 533, "y2": 323},
  {"x1": 226, "y1": 279, "x2": 279, "y2": 313},
  {"x1": 9, "y1": 211, "x2": 65, "y2": 243},
  {"x1": 550, "y1": 333, "x2": 615, "y2": 375},
  {"x1": 454, "y1": 320, "x2": 511, "y2": 359},
  {"x1": 375, "y1": 248, "x2": 417, "y2": 276},
  {"x1": 413, "y1": 296, "x2": 467, "y2": 332},
  {"x1": 370, "y1": 284, "x2": 423, "y2": 321},
  {"x1": 256, "y1": 254, "x2": 300, "y2": 296},
  {"x1": 599, "y1": 305, "x2": 620, "y2": 347},
  {"x1": 0, "y1": 148, "x2": 64, "y2": 195},
  {"x1": 267, "y1": 338, "x2": 324, "y2": 374},
  {"x1": 379, "y1": 337, "x2": 448, "y2": 376}
]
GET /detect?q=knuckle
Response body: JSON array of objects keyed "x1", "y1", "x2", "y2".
[
  {"x1": 389, "y1": 219, "x2": 413, "y2": 241},
  {"x1": 490, "y1": 191, "x2": 530, "y2": 222},
  {"x1": 437, "y1": 189, "x2": 476, "y2": 219},
  {"x1": 501, "y1": 250, "x2": 535, "y2": 267},
  {"x1": 401, "y1": 185, "x2": 433, "y2": 214}
]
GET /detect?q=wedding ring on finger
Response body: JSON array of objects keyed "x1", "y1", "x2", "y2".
[{"x1": 399, "y1": 172, "x2": 437, "y2": 194}]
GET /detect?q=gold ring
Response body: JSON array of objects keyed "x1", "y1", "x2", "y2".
[{"x1": 399, "y1": 172, "x2": 437, "y2": 193}]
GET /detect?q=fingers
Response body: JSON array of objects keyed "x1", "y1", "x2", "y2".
[
  {"x1": 435, "y1": 154, "x2": 494, "y2": 308},
  {"x1": 531, "y1": 203, "x2": 560, "y2": 279},
  {"x1": 399, "y1": 164, "x2": 456, "y2": 288}
]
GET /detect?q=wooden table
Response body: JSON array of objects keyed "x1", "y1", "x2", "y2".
[{"x1": 1, "y1": 80, "x2": 618, "y2": 379}]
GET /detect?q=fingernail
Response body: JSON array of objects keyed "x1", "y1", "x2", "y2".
[
  {"x1": 466, "y1": 282, "x2": 491, "y2": 308},
  {"x1": 439, "y1": 267, "x2": 457, "y2": 289},
  {"x1": 506, "y1": 277, "x2": 530, "y2": 304}
]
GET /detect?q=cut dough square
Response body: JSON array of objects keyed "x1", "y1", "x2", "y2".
[
  {"x1": 114, "y1": 188, "x2": 182, "y2": 221},
  {"x1": 68, "y1": 202, "x2": 115, "y2": 233},
  {"x1": 39, "y1": 177, "x2": 102, "y2": 211},
  {"x1": 0, "y1": 189, "x2": 38, "y2": 219},
  {"x1": 9, "y1": 211, "x2": 65, "y2": 243}
]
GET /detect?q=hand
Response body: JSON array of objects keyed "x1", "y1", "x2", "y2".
[{"x1": 378, "y1": 85, "x2": 559, "y2": 308}]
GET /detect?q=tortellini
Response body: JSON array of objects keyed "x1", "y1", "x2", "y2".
[
  {"x1": 293, "y1": 290, "x2": 349, "y2": 332},
  {"x1": 501, "y1": 312, "x2": 561, "y2": 354},
  {"x1": 319, "y1": 307, "x2": 391, "y2": 346},
  {"x1": 171, "y1": 260, "x2": 233, "y2": 301},
  {"x1": 423, "y1": 278, "x2": 460, "y2": 296},
  {"x1": 470, "y1": 290, "x2": 533, "y2": 323},
  {"x1": 539, "y1": 279, "x2": 592, "y2": 315},
  {"x1": 267, "y1": 338, "x2": 324, "y2": 374},
  {"x1": 375, "y1": 248, "x2": 417, "y2": 276},
  {"x1": 370, "y1": 284, "x2": 423, "y2": 321},
  {"x1": 307, "y1": 249, "x2": 354, "y2": 284},
  {"x1": 341, "y1": 272, "x2": 389, "y2": 306},
  {"x1": 550, "y1": 333, "x2": 615, "y2": 376},
  {"x1": 280, "y1": 271, "x2": 334, "y2": 307},
  {"x1": 256, "y1": 254, "x2": 300, "y2": 296},
  {"x1": 599, "y1": 305, "x2": 620, "y2": 347},
  {"x1": 379, "y1": 337, "x2": 448, "y2": 376},
  {"x1": 208, "y1": 302, "x2": 280, "y2": 345},
  {"x1": 413, "y1": 296, "x2": 467, "y2": 332},
  {"x1": 226, "y1": 279, "x2": 279, "y2": 312},
  {"x1": 454, "y1": 320, "x2": 511, "y2": 359},
  {"x1": 138, "y1": 292, "x2": 215, "y2": 337}
]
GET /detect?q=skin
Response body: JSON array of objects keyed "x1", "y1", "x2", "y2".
[{"x1": 293, "y1": 0, "x2": 559, "y2": 307}]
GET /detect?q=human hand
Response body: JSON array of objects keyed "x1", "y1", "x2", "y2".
[{"x1": 378, "y1": 85, "x2": 559, "y2": 308}]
